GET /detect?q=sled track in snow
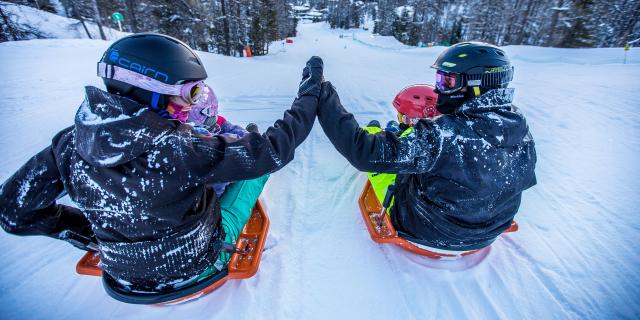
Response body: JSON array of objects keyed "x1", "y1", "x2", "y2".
[{"x1": 0, "y1": 22, "x2": 639, "y2": 319}]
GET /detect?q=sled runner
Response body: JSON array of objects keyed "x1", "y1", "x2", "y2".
[
  {"x1": 76, "y1": 200, "x2": 269, "y2": 305},
  {"x1": 358, "y1": 181, "x2": 518, "y2": 259}
]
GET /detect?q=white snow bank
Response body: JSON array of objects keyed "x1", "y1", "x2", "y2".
[{"x1": 0, "y1": 22, "x2": 639, "y2": 320}]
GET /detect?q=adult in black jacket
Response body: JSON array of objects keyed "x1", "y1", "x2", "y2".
[
  {"x1": 0, "y1": 34, "x2": 324, "y2": 291},
  {"x1": 317, "y1": 43, "x2": 537, "y2": 251}
]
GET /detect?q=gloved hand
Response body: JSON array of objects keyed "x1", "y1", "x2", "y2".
[
  {"x1": 246, "y1": 123, "x2": 260, "y2": 134},
  {"x1": 298, "y1": 56, "x2": 324, "y2": 98},
  {"x1": 50, "y1": 205, "x2": 99, "y2": 252}
]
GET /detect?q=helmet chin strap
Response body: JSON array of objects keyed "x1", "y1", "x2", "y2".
[
  {"x1": 151, "y1": 92, "x2": 161, "y2": 109},
  {"x1": 467, "y1": 79, "x2": 482, "y2": 97},
  {"x1": 149, "y1": 92, "x2": 172, "y2": 119}
]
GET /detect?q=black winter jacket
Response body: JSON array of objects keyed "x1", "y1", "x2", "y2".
[
  {"x1": 0, "y1": 86, "x2": 318, "y2": 290},
  {"x1": 317, "y1": 82, "x2": 537, "y2": 250}
]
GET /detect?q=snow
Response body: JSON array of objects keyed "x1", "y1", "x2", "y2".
[
  {"x1": 292, "y1": 5, "x2": 310, "y2": 11},
  {"x1": 1, "y1": 20, "x2": 640, "y2": 319},
  {"x1": 0, "y1": 1, "x2": 127, "y2": 41},
  {"x1": 77, "y1": 102, "x2": 134, "y2": 125}
]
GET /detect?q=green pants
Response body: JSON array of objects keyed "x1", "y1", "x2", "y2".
[
  {"x1": 196, "y1": 174, "x2": 269, "y2": 282},
  {"x1": 363, "y1": 126, "x2": 397, "y2": 208},
  {"x1": 368, "y1": 172, "x2": 396, "y2": 207}
]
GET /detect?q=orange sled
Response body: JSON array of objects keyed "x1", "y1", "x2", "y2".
[
  {"x1": 76, "y1": 200, "x2": 269, "y2": 305},
  {"x1": 358, "y1": 181, "x2": 518, "y2": 259}
]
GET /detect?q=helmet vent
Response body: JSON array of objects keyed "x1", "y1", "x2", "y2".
[
  {"x1": 495, "y1": 50, "x2": 505, "y2": 56},
  {"x1": 413, "y1": 95, "x2": 420, "y2": 99},
  {"x1": 477, "y1": 48, "x2": 488, "y2": 54}
]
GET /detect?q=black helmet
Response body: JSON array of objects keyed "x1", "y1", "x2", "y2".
[
  {"x1": 431, "y1": 42, "x2": 513, "y2": 96},
  {"x1": 98, "y1": 33, "x2": 207, "y2": 109}
]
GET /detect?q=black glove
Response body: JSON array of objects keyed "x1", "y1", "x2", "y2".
[
  {"x1": 298, "y1": 56, "x2": 324, "y2": 98},
  {"x1": 50, "y1": 205, "x2": 99, "y2": 252},
  {"x1": 246, "y1": 123, "x2": 260, "y2": 134}
]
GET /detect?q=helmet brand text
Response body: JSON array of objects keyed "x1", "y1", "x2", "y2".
[{"x1": 108, "y1": 49, "x2": 170, "y2": 83}]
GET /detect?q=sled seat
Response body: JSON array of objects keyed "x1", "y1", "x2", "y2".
[
  {"x1": 358, "y1": 181, "x2": 518, "y2": 259},
  {"x1": 76, "y1": 199, "x2": 269, "y2": 305}
]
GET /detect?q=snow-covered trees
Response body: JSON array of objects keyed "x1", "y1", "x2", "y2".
[
  {"x1": 1, "y1": 0, "x2": 296, "y2": 56},
  {"x1": 329, "y1": 0, "x2": 639, "y2": 48},
  {"x1": 2, "y1": 0, "x2": 638, "y2": 49},
  {"x1": 327, "y1": 0, "x2": 363, "y2": 29}
]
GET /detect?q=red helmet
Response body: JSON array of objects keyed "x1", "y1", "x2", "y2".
[{"x1": 392, "y1": 84, "x2": 440, "y2": 119}]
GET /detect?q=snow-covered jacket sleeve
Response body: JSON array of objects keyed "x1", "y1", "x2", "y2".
[
  {"x1": 317, "y1": 82, "x2": 442, "y2": 174},
  {"x1": 190, "y1": 94, "x2": 318, "y2": 183},
  {"x1": 0, "y1": 130, "x2": 92, "y2": 238}
]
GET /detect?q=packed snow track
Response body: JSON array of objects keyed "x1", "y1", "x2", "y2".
[{"x1": 0, "y1": 22, "x2": 638, "y2": 319}]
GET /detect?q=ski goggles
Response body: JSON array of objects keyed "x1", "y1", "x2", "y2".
[
  {"x1": 187, "y1": 85, "x2": 219, "y2": 126},
  {"x1": 97, "y1": 62, "x2": 211, "y2": 105},
  {"x1": 435, "y1": 70, "x2": 464, "y2": 94}
]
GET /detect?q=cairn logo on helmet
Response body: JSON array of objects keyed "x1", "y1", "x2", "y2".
[{"x1": 108, "y1": 49, "x2": 170, "y2": 83}]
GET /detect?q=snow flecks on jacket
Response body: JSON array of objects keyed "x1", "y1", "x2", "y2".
[
  {"x1": 317, "y1": 84, "x2": 536, "y2": 250},
  {"x1": 1, "y1": 85, "x2": 318, "y2": 291},
  {"x1": 78, "y1": 101, "x2": 131, "y2": 125},
  {"x1": 15, "y1": 164, "x2": 48, "y2": 207}
]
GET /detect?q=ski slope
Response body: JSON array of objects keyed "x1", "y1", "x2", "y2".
[{"x1": 0, "y1": 22, "x2": 639, "y2": 319}]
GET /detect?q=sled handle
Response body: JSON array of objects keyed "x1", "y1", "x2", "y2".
[
  {"x1": 382, "y1": 184, "x2": 395, "y2": 208},
  {"x1": 376, "y1": 184, "x2": 395, "y2": 219}
]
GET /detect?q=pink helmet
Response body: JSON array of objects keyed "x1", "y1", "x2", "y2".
[{"x1": 392, "y1": 84, "x2": 440, "y2": 119}]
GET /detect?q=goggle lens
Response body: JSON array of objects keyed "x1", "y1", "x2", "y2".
[
  {"x1": 435, "y1": 71, "x2": 461, "y2": 93},
  {"x1": 181, "y1": 81, "x2": 207, "y2": 104},
  {"x1": 187, "y1": 84, "x2": 219, "y2": 126},
  {"x1": 191, "y1": 86, "x2": 201, "y2": 100}
]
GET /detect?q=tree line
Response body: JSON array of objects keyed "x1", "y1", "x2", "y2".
[
  {"x1": 323, "y1": 0, "x2": 640, "y2": 48},
  {"x1": 3, "y1": 0, "x2": 639, "y2": 50},
  {"x1": 2, "y1": 0, "x2": 297, "y2": 56}
]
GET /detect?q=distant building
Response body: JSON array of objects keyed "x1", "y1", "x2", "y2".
[{"x1": 292, "y1": 4, "x2": 327, "y2": 23}]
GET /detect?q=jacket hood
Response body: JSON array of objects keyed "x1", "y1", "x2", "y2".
[
  {"x1": 457, "y1": 88, "x2": 529, "y2": 147},
  {"x1": 74, "y1": 86, "x2": 174, "y2": 167}
]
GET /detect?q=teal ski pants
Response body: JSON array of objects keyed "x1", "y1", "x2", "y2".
[
  {"x1": 219, "y1": 174, "x2": 269, "y2": 262},
  {"x1": 195, "y1": 174, "x2": 269, "y2": 282}
]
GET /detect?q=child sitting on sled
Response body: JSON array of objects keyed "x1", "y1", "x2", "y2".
[
  {"x1": 363, "y1": 84, "x2": 440, "y2": 205},
  {"x1": 0, "y1": 33, "x2": 324, "y2": 293},
  {"x1": 317, "y1": 42, "x2": 536, "y2": 253}
]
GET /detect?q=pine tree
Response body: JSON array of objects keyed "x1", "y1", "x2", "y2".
[{"x1": 559, "y1": 0, "x2": 597, "y2": 47}]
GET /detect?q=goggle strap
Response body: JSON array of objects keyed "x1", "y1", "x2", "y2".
[
  {"x1": 151, "y1": 92, "x2": 161, "y2": 109},
  {"x1": 97, "y1": 62, "x2": 182, "y2": 96}
]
